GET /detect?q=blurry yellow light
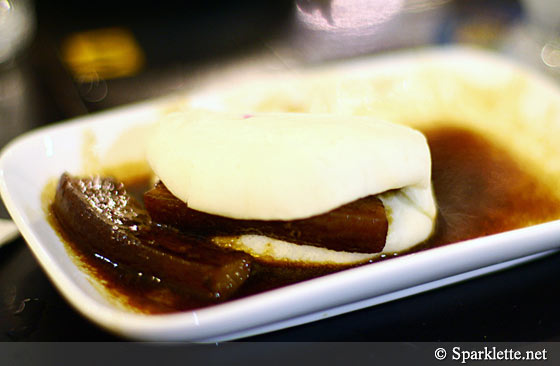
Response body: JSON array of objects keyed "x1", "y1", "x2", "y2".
[{"x1": 60, "y1": 27, "x2": 145, "y2": 82}]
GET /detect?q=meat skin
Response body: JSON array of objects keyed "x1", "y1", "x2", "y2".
[
  {"x1": 145, "y1": 182, "x2": 388, "y2": 253},
  {"x1": 52, "y1": 173, "x2": 252, "y2": 301}
]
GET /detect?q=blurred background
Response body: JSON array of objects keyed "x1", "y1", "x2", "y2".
[
  {"x1": 2, "y1": 0, "x2": 560, "y2": 158},
  {"x1": 1, "y1": 0, "x2": 560, "y2": 341}
]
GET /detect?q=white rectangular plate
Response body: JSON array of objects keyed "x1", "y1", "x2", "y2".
[{"x1": 2, "y1": 46, "x2": 560, "y2": 341}]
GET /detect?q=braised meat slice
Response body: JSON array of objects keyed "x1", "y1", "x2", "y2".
[
  {"x1": 52, "y1": 173, "x2": 252, "y2": 301},
  {"x1": 145, "y1": 182, "x2": 388, "y2": 253}
]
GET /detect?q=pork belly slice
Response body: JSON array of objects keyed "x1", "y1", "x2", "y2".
[
  {"x1": 52, "y1": 173, "x2": 252, "y2": 301},
  {"x1": 144, "y1": 182, "x2": 388, "y2": 254}
]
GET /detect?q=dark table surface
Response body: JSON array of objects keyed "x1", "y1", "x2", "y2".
[{"x1": 2, "y1": 0, "x2": 560, "y2": 346}]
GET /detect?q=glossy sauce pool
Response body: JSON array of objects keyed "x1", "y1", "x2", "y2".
[{"x1": 48, "y1": 125, "x2": 560, "y2": 314}]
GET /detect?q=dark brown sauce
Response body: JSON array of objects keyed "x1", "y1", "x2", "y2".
[
  {"x1": 48, "y1": 125, "x2": 560, "y2": 314},
  {"x1": 414, "y1": 126, "x2": 560, "y2": 252}
]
